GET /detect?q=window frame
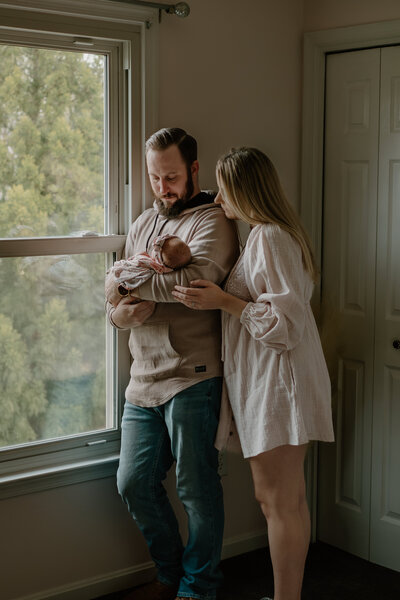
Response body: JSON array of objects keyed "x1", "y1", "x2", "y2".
[{"x1": 0, "y1": 0, "x2": 158, "y2": 499}]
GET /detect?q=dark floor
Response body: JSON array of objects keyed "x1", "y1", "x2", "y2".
[{"x1": 96, "y1": 541, "x2": 400, "y2": 600}]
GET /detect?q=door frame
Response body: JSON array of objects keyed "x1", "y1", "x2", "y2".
[{"x1": 301, "y1": 18, "x2": 400, "y2": 541}]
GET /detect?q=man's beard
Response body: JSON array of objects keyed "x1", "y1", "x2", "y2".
[{"x1": 155, "y1": 168, "x2": 194, "y2": 218}]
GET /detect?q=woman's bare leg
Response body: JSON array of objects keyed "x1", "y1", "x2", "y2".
[{"x1": 248, "y1": 444, "x2": 310, "y2": 600}]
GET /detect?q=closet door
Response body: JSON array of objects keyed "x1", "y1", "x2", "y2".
[
  {"x1": 317, "y1": 48, "x2": 380, "y2": 559},
  {"x1": 370, "y1": 45, "x2": 400, "y2": 571}
]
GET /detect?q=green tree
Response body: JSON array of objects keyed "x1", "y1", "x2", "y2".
[
  {"x1": 0, "y1": 45, "x2": 108, "y2": 448},
  {"x1": 0, "y1": 314, "x2": 47, "y2": 447},
  {"x1": 0, "y1": 46, "x2": 104, "y2": 237}
]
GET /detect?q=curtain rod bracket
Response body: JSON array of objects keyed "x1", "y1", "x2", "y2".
[{"x1": 111, "y1": 1, "x2": 190, "y2": 21}]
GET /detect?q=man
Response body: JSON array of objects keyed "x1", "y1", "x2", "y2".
[{"x1": 107, "y1": 128, "x2": 239, "y2": 600}]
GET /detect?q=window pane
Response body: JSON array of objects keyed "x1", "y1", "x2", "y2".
[
  {"x1": 0, "y1": 45, "x2": 105, "y2": 238},
  {"x1": 0, "y1": 253, "x2": 112, "y2": 450}
]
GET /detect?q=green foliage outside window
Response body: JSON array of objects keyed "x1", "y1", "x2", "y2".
[{"x1": 0, "y1": 45, "x2": 108, "y2": 449}]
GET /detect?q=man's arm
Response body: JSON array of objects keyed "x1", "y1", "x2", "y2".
[
  {"x1": 105, "y1": 214, "x2": 156, "y2": 328},
  {"x1": 105, "y1": 271, "x2": 123, "y2": 308},
  {"x1": 108, "y1": 297, "x2": 156, "y2": 329},
  {"x1": 134, "y1": 209, "x2": 239, "y2": 303}
]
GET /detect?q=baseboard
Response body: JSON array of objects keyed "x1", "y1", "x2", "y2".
[
  {"x1": 15, "y1": 561, "x2": 156, "y2": 600},
  {"x1": 14, "y1": 530, "x2": 267, "y2": 600},
  {"x1": 221, "y1": 529, "x2": 268, "y2": 560}
]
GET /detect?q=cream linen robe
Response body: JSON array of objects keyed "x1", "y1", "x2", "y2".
[{"x1": 216, "y1": 223, "x2": 334, "y2": 458}]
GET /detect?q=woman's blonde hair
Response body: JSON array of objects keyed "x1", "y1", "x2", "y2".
[{"x1": 216, "y1": 147, "x2": 318, "y2": 282}]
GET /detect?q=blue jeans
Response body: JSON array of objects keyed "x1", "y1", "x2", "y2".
[{"x1": 117, "y1": 377, "x2": 224, "y2": 600}]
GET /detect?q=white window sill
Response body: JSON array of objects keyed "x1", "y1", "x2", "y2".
[{"x1": 0, "y1": 454, "x2": 120, "y2": 499}]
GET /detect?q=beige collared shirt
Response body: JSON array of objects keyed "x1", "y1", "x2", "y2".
[{"x1": 218, "y1": 223, "x2": 334, "y2": 458}]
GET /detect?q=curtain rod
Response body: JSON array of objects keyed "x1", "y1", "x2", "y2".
[{"x1": 108, "y1": 0, "x2": 190, "y2": 20}]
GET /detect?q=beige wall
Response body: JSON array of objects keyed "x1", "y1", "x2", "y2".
[
  {"x1": 0, "y1": 466, "x2": 263, "y2": 599},
  {"x1": 158, "y1": 0, "x2": 304, "y2": 208},
  {"x1": 1, "y1": 1, "x2": 305, "y2": 598},
  {"x1": 8, "y1": 0, "x2": 400, "y2": 597},
  {"x1": 0, "y1": 479, "x2": 152, "y2": 598},
  {"x1": 304, "y1": 0, "x2": 400, "y2": 31}
]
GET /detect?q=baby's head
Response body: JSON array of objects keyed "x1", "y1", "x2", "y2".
[{"x1": 153, "y1": 235, "x2": 191, "y2": 269}]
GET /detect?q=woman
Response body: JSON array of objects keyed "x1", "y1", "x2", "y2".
[{"x1": 172, "y1": 147, "x2": 334, "y2": 600}]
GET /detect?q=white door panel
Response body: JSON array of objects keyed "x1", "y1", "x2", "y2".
[
  {"x1": 320, "y1": 44, "x2": 400, "y2": 572},
  {"x1": 318, "y1": 48, "x2": 380, "y2": 558},
  {"x1": 370, "y1": 45, "x2": 400, "y2": 571}
]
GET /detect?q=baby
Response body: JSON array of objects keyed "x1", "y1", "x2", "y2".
[{"x1": 105, "y1": 234, "x2": 192, "y2": 307}]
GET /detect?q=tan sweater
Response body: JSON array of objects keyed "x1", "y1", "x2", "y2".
[{"x1": 108, "y1": 194, "x2": 239, "y2": 406}]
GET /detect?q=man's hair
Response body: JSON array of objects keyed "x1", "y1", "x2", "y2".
[
  {"x1": 161, "y1": 236, "x2": 192, "y2": 269},
  {"x1": 145, "y1": 127, "x2": 197, "y2": 168}
]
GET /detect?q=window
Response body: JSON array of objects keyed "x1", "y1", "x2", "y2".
[{"x1": 0, "y1": 1, "x2": 156, "y2": 498}]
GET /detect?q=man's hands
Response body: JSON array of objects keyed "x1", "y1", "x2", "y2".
[{"x1": 111, "y1": 296, "x2": 156, "y2": 328}]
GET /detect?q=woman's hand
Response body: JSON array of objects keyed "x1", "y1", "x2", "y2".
[
  {"x1": 172, "y1": 279, "x2": 226, "y2": 310},
  {"x1": 173, "y1": 279, "x2": 249, "y2": 318}
]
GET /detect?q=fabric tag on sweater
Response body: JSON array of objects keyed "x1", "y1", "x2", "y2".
[{"x1": 195, "y1": 365, "x2": 207, "y2": 373}]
